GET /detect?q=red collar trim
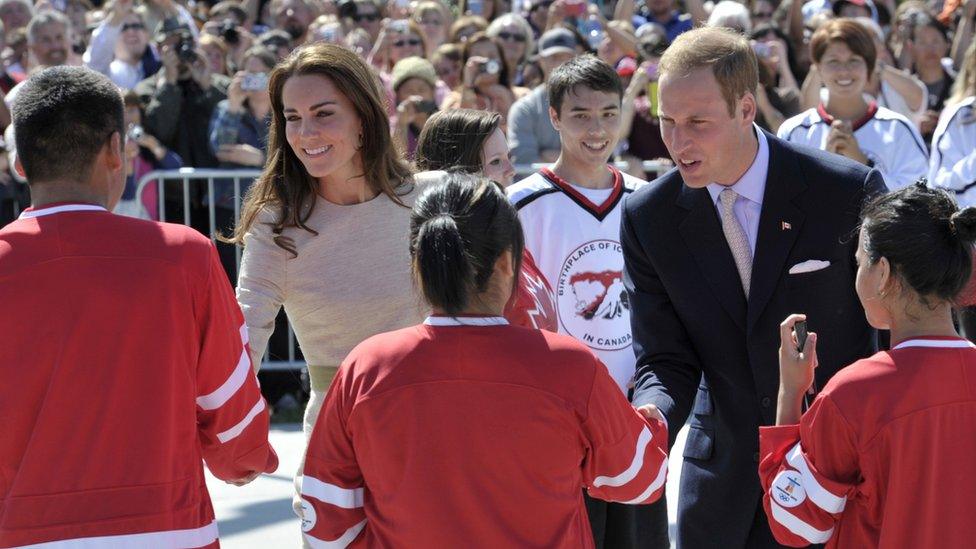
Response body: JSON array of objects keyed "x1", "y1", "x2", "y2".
[
  {"x1": 816, "y1": 101, "x2": 878, "y2": 132},
  {"x1": 540, "y1": 165, "x2": 623, "y2": 218}
]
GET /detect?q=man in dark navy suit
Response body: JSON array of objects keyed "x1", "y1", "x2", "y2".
[{"x1": 622, "y1": 27, "x2": 886, "y2": 548}]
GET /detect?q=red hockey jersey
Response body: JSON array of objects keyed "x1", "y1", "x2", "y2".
[
  {"x1": 504, "y1": 249, "x2": 558, "y2": 332},
  {"x1": 759, "y1": 337, "x2": 976, "y2": 548},
  {"x1": 300, "y1": 316, "x2": 668, "y2": 548},
  {"x1": 0, "y1": 204, "x2": 278, "y2": 548}
]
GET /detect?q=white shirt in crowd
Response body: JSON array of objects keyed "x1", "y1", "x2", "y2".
[
  {"x1": 778, "y1": 102, "x2": 929, "y2": 190},
  {"x1": 929, "y1": 96, "x2": 976, "y2": 207}
]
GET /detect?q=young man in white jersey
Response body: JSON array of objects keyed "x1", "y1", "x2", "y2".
[{"x1": 507, "y1": 54, "x2": 666, "y2": 549}]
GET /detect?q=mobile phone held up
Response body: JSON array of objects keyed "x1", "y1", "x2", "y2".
[
  {"x1": 565, "y1": 0, "x2": 586, "y2": 17},
  {"x1": 241, "y1": 73, "x2": 269, "y2": 92},
  {"x1": 794, "y1": 320, "x2": 808, "y2": 353}
]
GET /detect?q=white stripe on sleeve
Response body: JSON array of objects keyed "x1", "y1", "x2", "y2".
[
  {"x1": 619, "y1": 456, "x2": 668, "y2": 504},
  {"x1": 786, "y1": 444, "x2": 848, "y2": 514},
  {"x1": 593, "y1": 426, "x2": 653, "y2": 488},
  {"x1": 216, "y1": 398, "x2": 266, "y2": 443},
  {"x1": 23, "y1": 519, "x2": 218, "y2": 548},
  {"x1": 302, "y1": 476, "x2": 365, "y2": 509},
  {"x1": 770, "y1": 500, "x2": 834, "y2": 544},
  {"x1": 304, "y1": 519, "x2": 367, "y2": 549}
]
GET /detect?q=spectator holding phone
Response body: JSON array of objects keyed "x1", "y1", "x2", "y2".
[
  {"x1": 779, "y1": 19, "x2": 928, "y2": 190},
  {"x1": 441, "y1": 32, "x2": 522, "y2": 128},
  {"x1": 208, "y1": 46, "x2": 274, "y2": 278},
  {"x1": 116, "y1": 90, "x2": 180, "y2": 220},
  {"x1": 391, "y1": 56, "x2": 438, "y2": 159}
]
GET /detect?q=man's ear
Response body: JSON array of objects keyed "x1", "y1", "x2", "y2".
[
  {"x1": 105, "y1": 131, "x2": 124, "y2": 172},
  {"x1": 548, "y1": 105, "x2": 561, "y2": 132},
  {"x1": 740, "y1": 91, "x2": 757, "y2": 126},
  {"x1": 13, "y1": 156, "x2": 25, "y2": 178}
]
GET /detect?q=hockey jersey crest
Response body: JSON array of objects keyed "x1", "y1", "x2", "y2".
[{"x1": 509, "y1": 167, "x2": 647, "y2": 391}]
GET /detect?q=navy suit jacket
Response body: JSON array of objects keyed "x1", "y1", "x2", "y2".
[{"x1": 622, "y1": 132, "x2": 887, "y2": 548}]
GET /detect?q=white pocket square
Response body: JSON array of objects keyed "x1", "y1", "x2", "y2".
[{"x1": 789, "y1": 260, "x2": 831, "y2": 275}]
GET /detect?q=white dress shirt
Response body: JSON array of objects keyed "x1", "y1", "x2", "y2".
[{"x1": 706, "y1": 126, "x2": 769, "y2": 256}]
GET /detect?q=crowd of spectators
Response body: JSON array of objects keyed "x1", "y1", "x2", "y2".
[{"x1": 0, "y1": 0, "x2": 974, "y2": 225}]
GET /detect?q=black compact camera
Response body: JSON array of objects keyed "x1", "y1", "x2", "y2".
[
  {"x1": 219, "y1": 20, "x2": 240, "y2": 46},
  {"x1": 176, "y1": 33, "x2": 197, "y2": 64}
]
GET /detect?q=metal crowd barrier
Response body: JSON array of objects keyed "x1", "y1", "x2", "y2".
[{"x1": 131, "y1": 161, "x2": 672, "y2": 370}]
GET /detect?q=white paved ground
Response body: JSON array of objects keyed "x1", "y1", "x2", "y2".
[{"x1": 206, "y1": 424, "x2": 688, "y2": 548}]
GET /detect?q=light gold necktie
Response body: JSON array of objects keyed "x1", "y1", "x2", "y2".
[{"x1": 719, "y1": 188, "x2": 753, "y2": 297}]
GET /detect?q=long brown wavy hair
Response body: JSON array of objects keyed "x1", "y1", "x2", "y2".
[{"x1": 228, "y1": 43, "x2": 413, "y2": 255}]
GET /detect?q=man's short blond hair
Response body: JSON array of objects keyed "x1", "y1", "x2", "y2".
[{"x1": 658, "y1": 26, "x2": 758, "y2": 117}]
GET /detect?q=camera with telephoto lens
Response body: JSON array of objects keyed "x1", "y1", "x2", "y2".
[
  {"x1": 176, "y1": 33, "x2": 197, "y2": 64},
  {"x1": 219, "y1": 20, "x2": 240, "y2": 46}
]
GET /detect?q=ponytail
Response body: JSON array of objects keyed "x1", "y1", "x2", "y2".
[
  {"x1": 410, "y1": 173, "x2": 524, "y2": 315},
  {"x1": 415, "y1": 214, "x2": 475, "y2": 314}
]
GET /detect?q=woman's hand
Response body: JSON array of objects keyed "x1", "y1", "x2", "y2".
[
  {"x1": 777, "y1": 314, "x2": 818, "y2": 424},
  {"x1": 462, "y1": 56, "x2": 494, "y2": 89},
  {"x1": 216, "y1": 143, "x2": 264, "y2": 166},
  {"x1": 227, "y1": 71, "x2": 247, "y2": 112},
  {"x1": 826, "y1": 120, "x2": 869, "y2": 164}
]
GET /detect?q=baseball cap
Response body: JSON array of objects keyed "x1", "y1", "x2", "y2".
[
  {"x1": 155, "y1": 17, "x2": 192, "y2": 42},
  {"x1": 538, "y1": 28, "x2": 578, "y2": 57}
]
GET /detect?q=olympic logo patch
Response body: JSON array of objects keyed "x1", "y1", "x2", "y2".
[
  {"x1": 772, "y1": 470, "x2": 806, "y2": 508},
  {"x1": 300, "y1": 498, "x2": 317, "y2": 532}
]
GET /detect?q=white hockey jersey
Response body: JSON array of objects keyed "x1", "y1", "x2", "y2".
[
  {"x1": 508, "y1": 167, "x2": 647, "y2": 393},
  {"x1": 929, "y1": 96, "x2": 976, "y2": 207},
  {"x1": 778, "y1": 102, "x2": 928, "y2": 191}
]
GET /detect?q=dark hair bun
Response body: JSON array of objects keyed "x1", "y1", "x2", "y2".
[{"x1": 951, "y1": 207, "x2": 976, "y2": 242}]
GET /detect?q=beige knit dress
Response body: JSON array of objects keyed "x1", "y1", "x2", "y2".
[{"x1": 236, "y1": 178, "x2": 429, "y2": 434}]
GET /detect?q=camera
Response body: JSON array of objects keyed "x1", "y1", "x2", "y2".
[
  {"x1": 241, "y1": 72, "x2": 269, "y2": 92},
  {"x1": 752, "y1": 42, "x2": 771, "y2": 59},
  {"x1": 127, "y1": 124, "x2": 144, "y2": 142},
  {"x1": 176, "y1": 34, "x2": 197, "y2": 64},
  {"x1": 478, "y1": 59, "x2": 500, "y2": 75},
  {"x1": 219, "y1": 20, "x2": 240, "y2": 46},
  {"x1": 415, "y1": 99, "x2": 438, "y2": 114}
]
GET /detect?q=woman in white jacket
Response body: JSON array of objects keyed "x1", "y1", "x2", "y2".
[{"x1": 929, "y1": 40, "x2": 976, "y2": 207}]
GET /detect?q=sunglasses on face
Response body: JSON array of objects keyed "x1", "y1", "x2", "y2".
[
  {"x1": 122, "y1": 22, "x2": 146, "y2": 32},
  {"x1": 394, "y1": 38, "x2": 422, "y2": 47},
  {"x1": 496, "y1": 31, "x2": 526, "y2": 42},
  {"x1": 353, "y1": 13, "x2": 380, "y2": 22}
]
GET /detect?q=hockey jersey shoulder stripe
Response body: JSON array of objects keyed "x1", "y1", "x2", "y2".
[
  {"x1": 507, "y1": 173, "x2": 554, "y2": 203},
  {"x1": 779, "y1": 109, "x2": 825, "y2": 141},
  {"x1": 514, "y1": 186, "x2": 561, "y2": 210},
  {"x1": 932, "y1": 99, "x2": 976, "y2": 169}
]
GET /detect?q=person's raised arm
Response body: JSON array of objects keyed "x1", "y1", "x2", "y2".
[{"x1": 621, "y1": 199, "x2": 702, "y2": 446}]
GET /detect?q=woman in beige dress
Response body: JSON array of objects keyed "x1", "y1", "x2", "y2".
[{"x1": 228, "y1": 42, "x2": 427, "y2": 509}]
